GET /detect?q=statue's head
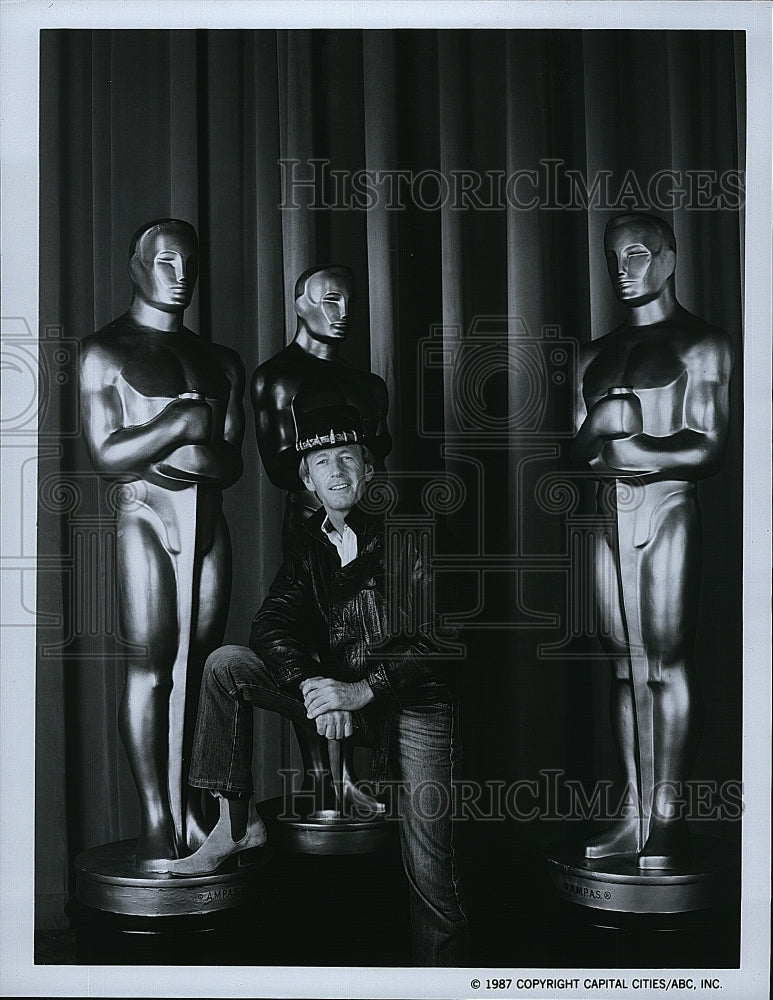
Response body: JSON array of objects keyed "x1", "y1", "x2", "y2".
[
  {"x1": 128, "y1": 219, "x2": 199, "y2": 314},
  {"x1": 294, "y1": 265, "x2": 354, "y2": 344},
  {"x1": 604, "y1": 213, "x2": 676, "y2": 308}
]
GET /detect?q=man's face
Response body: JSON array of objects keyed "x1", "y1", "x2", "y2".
[
  {"x1": 604, "y1": 220, "x2": 675, "y2": 307},
  {"x1": 295, "y1": 270, "x2": 353, "y2": 343},
  {"x1": 300, "y1": 444, "x2": 373, "y2": 514},
  {"x1": 129, "y1": 225, "x2": 198, "y2": 313}
]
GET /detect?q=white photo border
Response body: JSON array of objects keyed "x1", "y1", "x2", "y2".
[{"x1": 1, "y1": 2, "x2": 770, "y2": 998}]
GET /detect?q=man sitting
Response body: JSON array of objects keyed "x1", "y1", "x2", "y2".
[{"x1": 167, "y1": 395, "x2": 469, "y2": 967}]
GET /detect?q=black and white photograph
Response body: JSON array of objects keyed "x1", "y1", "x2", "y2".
[{"x1": 1, "y1": 2, "x2": 771, "y2": 997}]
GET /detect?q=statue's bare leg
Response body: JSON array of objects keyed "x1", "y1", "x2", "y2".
[
  {"x1": 292, "y1": 728, "x2": 384, "y2": 817},
  {"x1": 116, "y1": 516, "x2": 178, "y2": 870},
  {"x1": 584, "y1": 530, "x2": 641, "y2": 858},
  {"x1": 638, "y1": 501, "x2": 701, "y2": 869},
  {"x1": 334, "y1": 738, "x2": 386, "y2": 817},
  {"x1": 292, "y1": 723, "x2": 338, "y2": 815}
]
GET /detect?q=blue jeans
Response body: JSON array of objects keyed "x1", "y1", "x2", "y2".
[
  {"x1": 387, "y1": 701, "x2": 469, "y2": 966},
  {"x1": 189, "y1": 644, "x2": 469, "y2": 966}
]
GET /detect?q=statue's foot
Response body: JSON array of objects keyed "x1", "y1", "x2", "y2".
[
  {"x1": 340, "y1": 780, "x2": 386, "y2": 819},
  {"x1": 165, "y1": 799, "x2": 267, "y2": 877},
  {"x1": 135, "y1": 823, "x2": 178, "y2": 873},
  {"x1": 637, "y1": 817, "x2": 691, "y2": 870},
  {"x1": 583, "y1": 818, "x2": 640, "y2": 860}
]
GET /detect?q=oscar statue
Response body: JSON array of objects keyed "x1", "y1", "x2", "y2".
[
  {"x1": 548, "y1": 212, "x2": 736, "y2": 917},
  {"x1": 75, "y1": 221, "x2": 257, "y2": 932}
]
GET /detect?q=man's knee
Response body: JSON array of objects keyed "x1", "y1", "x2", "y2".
[{"x1": 204, "y1": 644, "x2": 260, "y2": 688}]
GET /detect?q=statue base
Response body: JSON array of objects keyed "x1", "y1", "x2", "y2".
[
  {"x1": 70, "y1": 838, "x2": 267, "y2": 964},
  {"x1": 545, "y1": 835, "x2": 736, "y2": 915},
  {"x1": 74, "y1": 838, "x2": 265, "y2": 917},
  {"x1": 267, "y1": 801, "x2": 393, "y2": 855}
]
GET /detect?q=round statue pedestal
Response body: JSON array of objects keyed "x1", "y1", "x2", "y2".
[
  {"x1": 545, "y1": 834, "x2": 736, "y2": 915},
  {"x1": 267, "y1": 802, "x2": 393, "y2": 855},
  {"x1": 543, "y1": 836, "x2": 739, "y2": 968},
  {"x1": 70, "y1": 839, "x2": 266, "y2": 964}
]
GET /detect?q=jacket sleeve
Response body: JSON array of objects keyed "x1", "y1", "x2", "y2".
[
  {"x1": 364, "y1": 534, "x2": 459, "y2": 704},
  {"x1": 249, "y1": 547, "x2": 324, "y2": 690}
]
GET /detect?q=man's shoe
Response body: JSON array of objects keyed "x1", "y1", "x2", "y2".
[{"x1": 165, "y1": 796, "x2": 267, "y2": 876}]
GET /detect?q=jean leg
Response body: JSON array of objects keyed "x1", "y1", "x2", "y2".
[
  {"x1": 390, "y1": 702, "x2": 469, "y2": 967},
  {"x1": 188, "y1": 644, "x2": 309, "y2": 796}
]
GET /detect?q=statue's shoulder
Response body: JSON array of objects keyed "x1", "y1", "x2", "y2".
[
  {"x1": 205, "y1": 335, "x2": 245, "y2": 379},
  {"x1": 80, "y1": 318, "x2": 133, "y2": 369},
  {"x1": 579, "y1": 324, "x2": 625, "y2": 368},
  {"x1": 364, "y1": 367, "x2": 389, "y2": 407},
  {"x1": 362, "y1": 365, "x2": 388, "y2": 390},
  {"x1": 252, "y1": 344, "x2": 296, "y2": 378},
  {"x1": 250, "y1": 345, "x2": 303, "y2": 404},
  {"x1": 337, "y1": 358, "x2": 388, "y2": 398},
  {"x1": 680, "y1": 312, "x2": 734, "y2": 362}
]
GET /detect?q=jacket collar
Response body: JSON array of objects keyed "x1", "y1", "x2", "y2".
[{"x1": 304, "y1": 502, "x2": 380, "y2": 545}]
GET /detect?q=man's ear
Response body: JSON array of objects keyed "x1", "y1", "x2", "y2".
[
  {"x1": 301, "y1": 470, "x2": 315, "y2": 492},
  {"x1": 363, "y1": 463, "x2": 374, "y2": 483}
]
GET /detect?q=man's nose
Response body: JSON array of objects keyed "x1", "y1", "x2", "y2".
[{"x1": 174, "y1": 257, "x2": 187, "y2": 282}]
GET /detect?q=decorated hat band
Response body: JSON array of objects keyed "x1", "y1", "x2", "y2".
[{"x1": 295, "y1": 427, "x2": 361, "y2": 453}]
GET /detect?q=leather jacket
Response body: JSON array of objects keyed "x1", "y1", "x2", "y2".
[{"x1": 249, "y1": 504, "x2": 458, "y2": 711}]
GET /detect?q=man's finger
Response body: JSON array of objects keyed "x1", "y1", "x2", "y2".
[
  {"x1": 306, "y1": 695, "x2": 331, "y2": 717},
  {"x1": 344, "y1": 718, "x2": 354, "y2": 738}
]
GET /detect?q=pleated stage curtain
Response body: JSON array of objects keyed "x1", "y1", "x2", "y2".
[{"x1": 37, "y1": 28, "x2": 744, "y2": 928}]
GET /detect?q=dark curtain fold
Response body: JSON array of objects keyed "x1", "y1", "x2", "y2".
[{"x1": 37, "y1": 28, "x2": 744, "y2": 929}]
